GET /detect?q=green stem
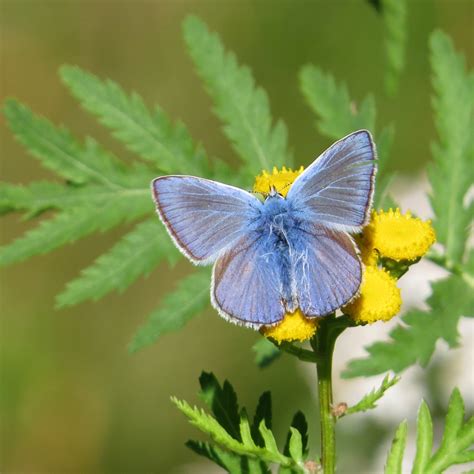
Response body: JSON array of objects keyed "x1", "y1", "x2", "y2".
[
  {"x1": 278, "y1": 341, "x2": 322, "y2": 363},
  {"x1": 311, "y1": 317, "x2": 347, "y2": 474}
]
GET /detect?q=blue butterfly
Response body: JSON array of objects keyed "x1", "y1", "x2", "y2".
[{"x1": 152, "y1": 130, "x2": 377, "y2": 328}]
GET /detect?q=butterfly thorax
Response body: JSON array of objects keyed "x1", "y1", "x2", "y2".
[{"x1": 260, "y1": 195, "x2": 295, "y2": 240}]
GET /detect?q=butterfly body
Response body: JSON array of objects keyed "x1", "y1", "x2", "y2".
[
  {"x1": 250, "y1": 194, "x2": 300, "y2": 314},
  {"x1": 152, "y1": 130, "x2": 377, "y2": 328}
]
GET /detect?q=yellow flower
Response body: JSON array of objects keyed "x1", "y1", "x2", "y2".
[
  {"x1": 253, "y1": 166, "x2": 304, "y2": 197},
  {"x1": 344, "y1": 266, "x2": 401, "y2": 324},
  {"x1": 262, "y1": 309, "x2": 318, "y2": 343},
  {"x1": 362, "y1": 209, "x2": 436, "y2": 262}
]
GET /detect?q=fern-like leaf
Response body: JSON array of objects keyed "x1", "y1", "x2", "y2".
[
  {"x1": 0, "y1": 193, "x2": 150, "y2": 267},
  {"x1": 252, "y1": 391, "x2": 272, "y2": 448},
  {"x1": 384, "y1": 420, "x2": 407, "y2": 473},
  {"x1": 60, "y1": 65, "x2": 209, "y2": 176},
  {"x1": 385, "y1": 389, "x2": 473, "y2": 473},
  {"x1": 343, "y1": 274, "x2": 474, "y2": 377},
  {"x1": 428, "y1": 31, "x2": 474, "y2": 266},
  {"x1": 299, "y1": 66, "x2": 376, "y2": 138},
  {"x1": 129, "y1": 269, "x2": 211, "y2": 352},
  {"x1": 299, "y1": 66, "x2": 395, "y2": 206},
  {"x1": 186, "y1": 440, "x2": 269, "y2": 474},
  {"x1": 173, "y1": 398, "x2": 290, "y2": 465},
  {"x1": 56, "y1": 219, "x2": 178, "y2": 307},
  {"x1": 345, "y1": 374, "x2": 400, "y2": 415},
  {"x1": 183, "y1": 16, "x2": 291, "y2": 175},
  {"x1": 199, "y1": 372, "x2": 242, "y2": 441},
  {"x1": 381, "y1": 0, "x2": 407, "y2": 96},
  {"x1": 412, "y1": 401, "x2": 433, "y2": 474},
  {"x1": 0, "y1": 181, "x2": 71, "y2": 216},
  {"x1": 283, "y1": 411, "x2": 309, "y2": 460},
  {"x1": 4, "y1": 99, "x2": 127, "y2": 187}
]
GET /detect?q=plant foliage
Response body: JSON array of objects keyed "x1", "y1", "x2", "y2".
[
  {"x1": 299, "y1": 65, "x2": 395, "y2": 207},
  {"x1": 345, "y1": 374, "x2": 400, "y2": 415},
  {"x1": 342, "y1": 31, "x2": 474, "y2": 378},
  {"x1": 381, "y1": 0, "x2": 407, "y2": 96},
  {"x1": 173, "y1": 372, "x2": 310, "y2": 473},
  {"x1": 1, "y1": 13, "x2": 471, "y2": 381},
  {"x1": 183, "y1": 16, "x2": 292, "y2": 176},
  {"x1": 1, "y1": 15, "x2": 293, "y2": 351},
  {"x1": 384, "y1": 389, "x2": 474, "y2": 473}
]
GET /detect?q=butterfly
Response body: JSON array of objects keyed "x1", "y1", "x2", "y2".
[{"x1": 151, "y1": 130, "x2": 377, "y2": 328}]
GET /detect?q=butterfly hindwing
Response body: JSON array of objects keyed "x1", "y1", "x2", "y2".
[
  {"x1": 287, "y1": 130, "x2": 376, "y2": 232},
  {"x1": 212, "y1": 232, "x2": 288, "y2": 327},
  {"x1": 291, "y1": 222, "x2": 362, "y2": 316},
  {"x1": 152, "y1": 176, "x2": 261, "y2": 263}
]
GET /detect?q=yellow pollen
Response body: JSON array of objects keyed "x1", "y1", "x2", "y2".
[
  {"x1": 362, "y1": 209, "x2": 436, "y2": 262},
  {"x1": 253, "y1": 166, "x2": 305, "y2": 197},
  {"x1": 344, "y1": 266, "x2": 401, "y2": 324},
  {"x1": 262, "y1": 309, "x2": 318, "y2": 343}
]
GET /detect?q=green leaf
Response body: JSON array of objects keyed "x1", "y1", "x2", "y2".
[
  {"x1": 385, "y1": 390, "x2": 473, "y2": 473},
  {"x1": 441, "y1": 387, "x2": 465, "y2": 448},
  {"x1": 258, "y1": 420, "x2": 281, "y2": 459},
  {"x1": 56, "y1": 219, "x2": 178, "y2": 307},
  {"x1": 427, "y1": 388, "x2": 474, "y2": 473},
  {"x1": 0, "y1": 195, "x2": 149, "y2": 267},
  {"x1": 376, "y1": 124, "x2": 395, "y2": 177},
  {"x1": 252, "y1": 391, "x2": 272, "y2": 447},
  {"x1": 299, "y1": 66, "x2": 376, "y2": 139},
  {"x1": 183, "y1": 16, "x2": 291, "y2": 175},
  {"x1": 3, "y1": 99, "x2": 128, "y2": 187},
  {"x1": 0, "y1": 181, "x2": 70, "y2": 216},
  {"x1": 129, "y1": 268, "x2": 211, "y2": 352},
  {"x1": 60, "y1": 66, "x2": 209, "y2": 175},
  {"x1": 346, "y1": 374, "x2": 400, "y2": 415},
  {"x1": 343, "y1": 274, "x2": 474, "y2": 377},
  {"x1": 412, "y1": 401, "x2": 433, "y2": 474},
  {"x1": 381, "y1": 0, "x2": 407, "y2": 96},
  {"x1": 199, "y1": 372, "x2": 241, "y2": 441},
  {"x1": 186, "y1": 440, "x2": 242, "y2": 473},
  {"x1": 428, "y1": 31, "x2": 474, "y2": 265},
  {"x1": 288, "y1": 428, "x2": 303, "y2": 464},
  {"x1": 384, "y1": 420, "x2": 407, "y2": 474},
  {"x1": 253, "y1": 338, "x2": 281, "y2": 368},
  {"x1": 299, "y1": 66, "x2": 396, "y2": 208},
  {"x1": 283, "y1": 411, "x2": 309, "y2": 459},
  {"x1": 186, "y1": 440, "x2": 270, "y2": 474},
  {"x1": 240, "y1": 409, "x2": 257, "y2": 449},
  {"x1": 172, "y1": 397, "x2": 293, "y2": 466},
  {"x1": 374, "y1": 125, "x2": 397, "y2": 208}
]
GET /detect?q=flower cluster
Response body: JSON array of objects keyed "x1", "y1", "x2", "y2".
[
  {"x1": 344, "y1": 208, "x2": 435, "y2": 324},
  {"x1": 253, "y1": 167, "x2": 436, "y2": 343}
]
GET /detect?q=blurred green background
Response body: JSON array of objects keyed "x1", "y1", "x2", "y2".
[{"x1": 1, "y1": 0, "x2": 473, "y2": 472}]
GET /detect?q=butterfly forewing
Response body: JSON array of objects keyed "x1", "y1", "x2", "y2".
[
  {"x1": 152, "y1": 176, "x2": 261, "y2": 263},
  {"x1": 287, "y1": 130, "x2": 376, "y2": 232}
]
